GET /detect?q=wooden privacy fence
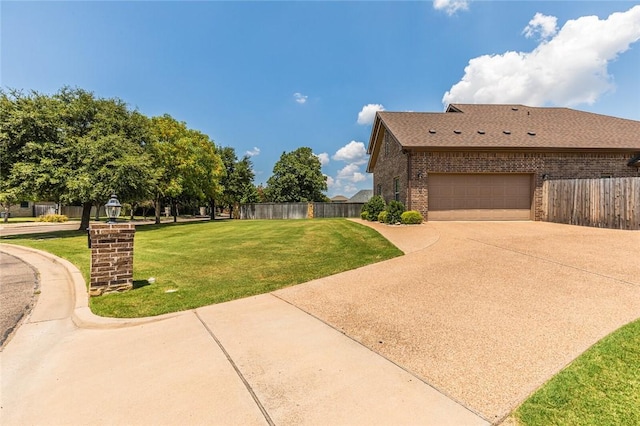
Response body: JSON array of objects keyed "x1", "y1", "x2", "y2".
[
  {"x1": 240, "y1": 202, "x2": 365, "y2": 220},
  {"x1": 60, "y1": 205, "x2": 105, "y2": 218},
  {"x1": 541, "y1": 177, "x2": 640, "y2": 230}
]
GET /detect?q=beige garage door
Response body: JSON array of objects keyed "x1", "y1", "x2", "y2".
[{"x1": 428, "y1": 174, "x2": 532, "y2": 220}]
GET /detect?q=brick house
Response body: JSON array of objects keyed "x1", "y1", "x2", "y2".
[{"x1": 366, "y1": 104, "x2": 640, "y2": 221}]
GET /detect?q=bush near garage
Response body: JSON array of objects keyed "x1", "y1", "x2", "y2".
[
  {"x1": 401, "y1": 210, "x2": 423, "y2": 224},
  {"x1": 385, "y1": 201, "x2": 405, "y2": 224},
  {"x1": 361, "y1": 195, "x2": 386, "y2": 222},
  {"x1": 378, "y1": 211, "x2": 388, "y2": 223}
]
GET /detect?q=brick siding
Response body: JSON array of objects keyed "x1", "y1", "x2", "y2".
[
  {"x1": 372, "y1": 143, "x2": 638, "y2": 221},
  {"x1": 373, "y1": 132, "x2": 409, "y2": 206}
]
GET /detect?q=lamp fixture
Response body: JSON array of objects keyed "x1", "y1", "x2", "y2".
[{"x1": 105, "y1": 194, "x2": 122, "y2": 224}]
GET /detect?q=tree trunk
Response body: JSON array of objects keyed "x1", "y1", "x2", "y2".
[
  {"x1": 155, "y1": 197, "x2": 161, "y2": 224},
  {"x1": 130, "y1": 202, "x2": 136, "y2": 220},
  {"x1": 173, "y1": 199, "x2": 178, "y2": 223},
  {"x1": 209, "y1": 198, "x2": 215, "y2": 220},
  {"x1": 79, "y1": 201, "x2": 93, "y2": 231},
  {"x1": 94, "y1": 201, "x2": 101, "y2": 221}
]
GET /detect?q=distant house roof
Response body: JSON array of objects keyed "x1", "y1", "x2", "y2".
[
  {"x1": 330, "y1": 195, "x2": 348, "y2": 203},
  {"x1": 347, "y1": 189, "x2": 373, "y2": 203},
  {"x1": 367, "y1": 104, "x2": 640, "y2": 172}
]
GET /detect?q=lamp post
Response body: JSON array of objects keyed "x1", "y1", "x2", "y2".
[
  {"x1": 89, "y1": 193, "x2": 135, "y2": 296},
  {"x1": 105, "y1": 194, "x2": 122, "y2": 223}
]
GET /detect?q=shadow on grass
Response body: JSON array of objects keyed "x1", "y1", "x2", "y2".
[
  {"x1": 132, "y1": 218, "x2": 221, "y2": 233},
  {"x1": 133, "y1": 280, "x2": 151, "y2": 290},
  {"x1": 0, "y1": 218, "x2": 224, "y2": 241},
  {"x1": 1, "y1": 230, "x2": 86, "y2": 241}
]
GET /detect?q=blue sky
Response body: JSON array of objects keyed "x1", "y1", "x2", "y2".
[{"x1": 2, "y1": 1, "x2": 639, "y2": 197}]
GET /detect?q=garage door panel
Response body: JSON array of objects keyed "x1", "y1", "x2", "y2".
[{"x1": 428, "y1": 174, "x2": 532, "y2": 221}]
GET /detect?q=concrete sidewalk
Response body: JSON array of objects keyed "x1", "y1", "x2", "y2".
[{"x1": 0, "y1": 243, "x2": 486, "y2": 425}]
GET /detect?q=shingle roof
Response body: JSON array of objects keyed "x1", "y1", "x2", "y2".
[
  {"x1": 347, "y1": 189, "x2": 373, "y2": 203},
  {"x1": 373, "y1": 104, "x2": 640, "y2": 151}
]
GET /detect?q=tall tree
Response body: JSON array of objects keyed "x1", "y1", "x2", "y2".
[
  {"x1": 1, "y1": 88, "x2": 156, "y2": 230},
  {"x1": 218, "y1": 146, "x2": 256, "y2": 218},
  {"x1": 59, "y1": 90, "x2": 155, "y2": 229},
  {"x1": 1, "y1": 89, "x2": 70, "y2": 206},
  {"x1": 149, "y1": 115, "x2": 224, "y2": 223},
  {"x1": 265, "y1": 147, "x2": 328, "y2": 202}
]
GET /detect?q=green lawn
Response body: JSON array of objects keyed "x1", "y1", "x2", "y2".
[
  {"x1": 514, "y1": 317, "x2": 640, "y2": 425},
  {"x1": 2, "y1": 219, "x2": 402, "y2": 317}
]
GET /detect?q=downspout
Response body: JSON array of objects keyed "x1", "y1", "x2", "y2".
[{"x1": 406, "y1": 149, "x2": 412, "y2": 211}]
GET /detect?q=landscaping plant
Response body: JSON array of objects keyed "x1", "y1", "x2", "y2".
[
  {"x1": 36, "y1": 214, "x2": 68, "y2": 223},
  {"x1": 361, "y1": 195, "x2": 386, "y2": 221},
  {"x1": 400, "y1": 210, "x2": 423, "y2": 224},
  {"x1": 384, "y1": 200, "x2": 405, "y2": 224}
]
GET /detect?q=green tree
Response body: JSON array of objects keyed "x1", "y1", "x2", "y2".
[
  {"x1": 149, "y1": 115, "x2": 224, "y2": 223},
  {"x1": 0, "y1": 185, "x2": 20, "y2": 223},
  {"x1": 0, "y1": 89, "x2": 70, "y2": 206},
  {"x1": 1, "y1": 87, "x2": 157, "y2": 230},
  {"x1": 218, "y1": 147, "x2": 256, "y2": 218},
  {"x1": 265, "y1": 147, "x2": 327, "y2": 202}
]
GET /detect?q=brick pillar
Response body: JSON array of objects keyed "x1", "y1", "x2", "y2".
[{"x1": 89, "y1": 223, "x2": 135, "y2": 296}]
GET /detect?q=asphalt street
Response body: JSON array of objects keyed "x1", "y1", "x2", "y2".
[{"x1": 0, "y1": 251, "x2": 38, "y2": 348}]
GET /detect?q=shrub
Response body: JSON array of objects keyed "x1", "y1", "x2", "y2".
[
  {"x1": 385, "y1": 200, "x2": 405, "y2": 224},
  {"x1": 361, "y1": 195, "x2": 386, "y2": 221},
  {"x1": 36, "y1": 214, "x2": 68, "y2": 223},
  {"x1": 401, "y1": 210, "x2": 423, "y2": 224},
  {"x1": 377, "y1": 211, "x2": 388, "y2": 223},
  {"x1": 360, "y1": 211, "x2": 369, "y2": 220}
]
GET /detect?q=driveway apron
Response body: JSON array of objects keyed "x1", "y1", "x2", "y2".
[{"x1": 276, "y1": 220, "x2": 640, "y2": 422}]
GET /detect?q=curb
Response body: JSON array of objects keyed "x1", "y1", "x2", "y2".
[{"x1": 0, "y1": 244, "x2": 183, "y2": 329}]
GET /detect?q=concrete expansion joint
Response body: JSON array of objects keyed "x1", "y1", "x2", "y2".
[
  {"x1": 468, "y1": 238, "x2": 639, "y2": 288},
  {"x1": 269, "y1": 292, "x2": 489, "y2": 423},
  {"x1": 193, "y1": 310, "x2": 275, "y2": 426}
]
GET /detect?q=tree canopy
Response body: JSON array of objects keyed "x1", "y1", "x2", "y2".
[
  {"x1": 1, "y1": 87, "x2": 225, "y2": 229},
  {"x1": 218, "y1": 146, "x2": 258, "y2": 217},
  {"x1": 265, "y1": 147, "x2": 328, "y2": 202}
]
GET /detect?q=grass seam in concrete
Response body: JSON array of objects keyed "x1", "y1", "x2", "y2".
[{"x1": 193, "y1": 310, "x2": 275, "y2": 426}]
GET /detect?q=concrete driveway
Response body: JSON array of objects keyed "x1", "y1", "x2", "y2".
[
  {"x1": 1, "y1": 221, "x2": 638, "y2": 425},
  {"x1": 276, "y1": 220, "x2": 640, "y2": 422}
]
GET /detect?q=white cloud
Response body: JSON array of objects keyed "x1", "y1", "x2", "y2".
[
  {"x1": 316, "y1": 152, "x2": 330, "y2": 166},
  {"x1": 433, "y1": 0, "x2": 469, "y2": 16},
  {"x1": 342, "y1": 184, "x2": 358, "y2": 195},
  {"x1": 325, "y1": 175, "x2": 335, "y2": 188},
  {"x1": 357, "y1": 104, "x2": 385, "y2": 125},
  {"x1": 337, "y1": 164, "x2": 367, "y2": 183},
  {"x1": 523, "y1": 13, "x2": 558, "y2": 40},
  {"x1": 332, "y1": 141, "x2": 367, "y2": 164},
  {"x1": 443, "y1": 5, "x2": 640, "y2": 108},
  {"x1": 293, "y1": 92, "x2": 308, "y2": 104},
  {"x1": 245, "y1": 147, "x2": 260, "y2": 157}
]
